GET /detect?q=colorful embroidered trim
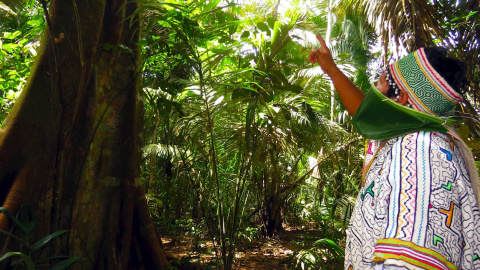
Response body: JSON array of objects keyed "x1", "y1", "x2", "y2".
[
  {"x1": 373, "y1": 238, "x2": 457, "y2": 270},
  {"x1": 389, "y1": 48, "x2": 462, "y2": 116}
]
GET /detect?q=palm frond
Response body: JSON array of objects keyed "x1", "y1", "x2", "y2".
[{"x1": 142, "y1": 143, "x2": 180, "y2": 159}]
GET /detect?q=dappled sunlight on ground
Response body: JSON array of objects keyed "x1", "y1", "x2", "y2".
[{"x1": 161, "y1": 224, "x2": 327, "y2": 269}]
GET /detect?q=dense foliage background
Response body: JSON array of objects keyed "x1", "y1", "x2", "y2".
[{"x1": 1, "y1": 0, "x2": 479, "y2": 269}]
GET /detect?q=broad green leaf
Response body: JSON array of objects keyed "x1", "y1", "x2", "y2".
[
  {"x1": 0, "y1": 207, "x2": 27, "y2": 233},
  {"x1": 228, "y1": 25, "x2": 237, "y2": 35},
  {"x1": 27, "y1": 19, "x2": 41, "y2": 27},
  {"x1": 0, "y1": 252, "x2": 35, "y2": 270},
  {"x1": 271, "y1": 21, "x2": 283, "y2": 46},
  {"x1": 30, "y1": 230, "x2": 69, "y2": 253},
  {"x1": 267, "y1": 17, "x2": 276, "y2": 29},
  {"x1": 240, "y1": 31, "x2": 250, "y2": 39},
  {"x1": 218, "y1": 36, "x2": 233, "y2": 44},
  {"x1": 22, "y1": 219, "x2": 38, "y2": 234},
  {"x1": 2, "y1": 43, "x2": 20, "y2": 53},
  {"x1": 7, "y1": 70, "x2": 18, "y2": 76},
  {"x1": 157, "y1": 20, "x2": 171, "y2": 28},
  {"x1": 210, "y1": 48, "x2": 225, "y2": 53},
  {"x1": 199, "y1": 0, "x2": 222, "y2": 15},
  {"x1": 256, "y1": 22, "x2": 269, "y2": 32},
  {"x1": 4, "y1": 31, "x2": 21, "y2": 40}
]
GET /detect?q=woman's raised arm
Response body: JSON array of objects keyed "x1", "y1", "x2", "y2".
[{"x1": 308, "y1": 34, "x2": 365, "y2": 116}]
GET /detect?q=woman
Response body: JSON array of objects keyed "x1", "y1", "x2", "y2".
[{"x1": 309, "y1": 35, "x2": 480, "y2": 270}]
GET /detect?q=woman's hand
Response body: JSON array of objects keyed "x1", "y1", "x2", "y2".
[{"x1": 308, "y1": 34, "x2": 337, "y2": 75}]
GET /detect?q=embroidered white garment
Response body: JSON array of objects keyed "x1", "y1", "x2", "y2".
[{"x1": 345, "y1": 131, "x2": 480, "y2": 270}]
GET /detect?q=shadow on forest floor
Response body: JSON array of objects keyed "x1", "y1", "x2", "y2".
[{"x1": 162, "y1": 225, "x2": 335, "y2": 269}]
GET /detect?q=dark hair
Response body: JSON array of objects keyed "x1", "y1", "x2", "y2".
[{"x1": 423, "y1": 47, "x2": 467, "y2": 95}]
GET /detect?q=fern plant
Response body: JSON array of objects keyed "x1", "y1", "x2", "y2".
[{"x1": 294, "y1": 238, "x2": 345, "y2": 270}]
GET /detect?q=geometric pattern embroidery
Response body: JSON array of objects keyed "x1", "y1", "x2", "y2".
[
  {"x1": 443, "y1": 138, "x2": 455, "y2": 150},
  {"x1": 367, "y1": 142, "x2": 374, "y2": 155},
  {"x1": 361, "y1": 181, "x2": 375, "y2": 201},
  {"x1": 439, "y1": 202, "x2": 455, "y2": 227},
  {"x1": 389, "y1": 48, "x2": 462, "y2": 116},
  {"x1": 345, "y1": 131, "x2": 480, "y2": 270},
  {"x1": 433, "y1": 234, "x2": 444, "y2": 246},
  {"x1": 440, "y1": 148, "x2": 452, "y2": 161},
  {"x1": 442, "y1": 182, "x2": 453, "y2": 191},
  {"x1": 390, "y1": 133, "x2": 417, "y2": 239}
]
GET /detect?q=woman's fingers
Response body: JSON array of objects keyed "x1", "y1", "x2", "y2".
[
  {"x1": 309, "y1": 34, "x2": 332, "y2": 66},
  {"x1": 308, "y1": 50, "x2": 320, "y2": 65},
  {"x1": 316, "y1": 34, "x2": 329, "y2": 54},
  {"x1": 316, "y1": 34, "x2": 326, "y2": 47}
]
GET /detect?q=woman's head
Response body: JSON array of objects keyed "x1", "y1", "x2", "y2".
[{"x1": 381, "y1": 47, "x2": 466, "y2": 116}]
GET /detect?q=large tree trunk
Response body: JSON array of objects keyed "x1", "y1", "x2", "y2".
[{"x1": 0, "y1": 0, "x2": 168, "y2": 269}]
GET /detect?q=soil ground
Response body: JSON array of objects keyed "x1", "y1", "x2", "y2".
[{"x1": 162, "y1": 225, "x2": 332, "y2": 269}]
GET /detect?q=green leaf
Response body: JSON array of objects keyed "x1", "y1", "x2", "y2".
[
  {"x1": 22, "y1": 219, "x2": 38, "y2": 234},
  {"x1": 0, "y1": 207, "x2": 27, "y2": 233},
  {"x1": 256, "y1": 22, "x2": 269, "y2": 32},
  {"x1": 218, "y1": 36, "x2": 233, "y2": 44},
  {"x1": 32, "y1": 14, "x2": 43, "y2": 21},
  {"x1": 157, "y1": 20, "x2": 172, "y2": 28},
  {"x1": 467, "y1": 11, "x2": 479, "y2": 18},
  {"x1": 27, "y1": 19, "x2": 41, "y2": 27},
  {"x1": 4, "y1": 31, "x2": 21, "y2": 40},
  {"x1": 203, "y1": 0, "x2": 222, "y2": 14},
  {"x1": 451, "y1": 11, "x2": 479, "y2": 22},
  {"x1": 7, "y1": 90, "x2": 16, "y2": 100},
  {"x1": 228, "y1": 25, "x2": 237, "y2": 35},
  {"x1": 286, "y1": 85, "x2": 303, "y2": 94},
  {"x1": 240, "y1": 31, "x2": 250, "y2": 39},
  {"x1": 267, "y1": 17, "x2": 276, "y2": 29},
  {"x1": 2, "y1": 43, "x2": 20, "y2": 53},
  {"x1": 260, "y1": 90, "x2": 274, "y2": 103},
  {"x1": 211, "y1": 48, "x2": 225, "y2": 53},
  {"x1": 49, "y1": 256, "x2": 86, "y2": 270},
  {"x1": 0, "y1": 252, "x2": 35, "y2": 270},
  {"x1": 30, "y1": 230, "x2": 69, "y2": 253},
  {"x1": 7, "y1": 70, "x2": 18, "y2": 76},
  {"x1": 136, "y1": 39, "x2": 149, "y2": 47}
]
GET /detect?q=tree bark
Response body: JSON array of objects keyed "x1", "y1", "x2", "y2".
[
  {"x1": 0, "y1": 0, "x2": 168, "y2": 269},
  {"x1": 263, "y1": 195, "x2": 284, "y2": 237}
]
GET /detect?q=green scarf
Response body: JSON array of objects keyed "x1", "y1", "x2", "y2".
[
  {"x1": 353, "y1": 86, "x2": 480, "y2": 207},
  {"x1": 352, "y1": 86, "x2": 451, "y2": 140}
]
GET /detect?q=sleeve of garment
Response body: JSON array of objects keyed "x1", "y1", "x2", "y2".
[
  {"x1": 372, "y1": 131, "x2": 480, "y2": 270},
  {"x1": 351, "y1": 87, "x2": 448, "y2": 140}
]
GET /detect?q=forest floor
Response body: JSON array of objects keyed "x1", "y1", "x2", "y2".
[{"x1": 161, "y1": 224, "x2": 332, "y2": 269}]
